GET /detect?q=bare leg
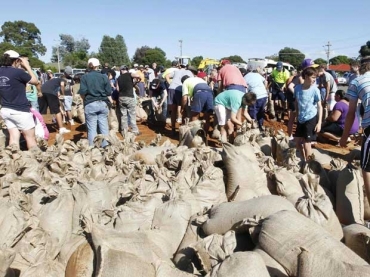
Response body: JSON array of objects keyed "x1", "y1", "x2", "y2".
[
  {"x1": 220, "y1": 125, "x2": 227, "y2": 142},
  {"x1": 287, "y1": 110, "x2": 295, "y2": 137},
  {"x1": 22, "y1": 128, "x2": 38, "y2": 149},
  {"x1": 303, "y1": 141, "x2": 312, "y2": 160},
  {"x1": 295, "y1": 137, "x2": 305, "y2": 160},
  {"x1": 202, "y1": 113, "x2": 211, "y2": 134},
  {"x1": 320, "y1": 132, "x2": 340, "y2": 142},
  {"x1": 8, "y1": 128, "x2": 21, "y2": 148},
  {"x1": 55, "y1": 112, "x2": 64, "y2": 130},
  {"x1": 362, "y1": 170, "x2": 370, "y2": 208}
]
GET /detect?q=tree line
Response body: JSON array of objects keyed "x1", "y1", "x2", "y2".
[{"x1": 0, "y1": 20, "x2": 366, "y2": 71}]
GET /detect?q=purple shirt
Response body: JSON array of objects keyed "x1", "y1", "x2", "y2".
[{"x1": 334, "y1": 101, "x2": 359, "y2": 134}]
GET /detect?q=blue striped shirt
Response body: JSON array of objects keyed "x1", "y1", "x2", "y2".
[{"x1": 347, "y1": 72, "x2": 370, "y2": 128}]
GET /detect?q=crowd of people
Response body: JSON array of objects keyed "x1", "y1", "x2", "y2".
[{"x1": 1, "y1": 49, "x2": 370, "y2": 208}]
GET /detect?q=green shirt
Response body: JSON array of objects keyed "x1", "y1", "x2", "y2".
[
  {"x1": 271, "y1": 68, "x2": 290, "y2": 84},
  {"x1": 182, "y1": 77, "x2": 207, "y2": 97},
  {"x1": 214, "y1": 89, "x2": 244, "y2": 113},
  {"x1": 79, "y1": 70, "x2": 111, "y2": 106},
  {"x1": 26, "y1": 70, "x2": 39, "y2": 102}
]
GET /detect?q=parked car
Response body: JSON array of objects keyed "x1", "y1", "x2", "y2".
[
  {"x1": 343, "y1": 72, "x2": 351, "y2": 85},
  {"x1": 337, "y1": 75, "x2": 347, "y2": 85},
  {"x1": 325, "y1": 69, "x2": 338, "y2": 85}
]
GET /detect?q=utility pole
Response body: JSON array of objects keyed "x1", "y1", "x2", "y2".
[
  {"x1": 57, "y1": 45, "x2": 61, "y2": 73},
  {"x1": 179, "y1": 40, "x2": 183, "y2": 57},
  {"x1": 323, "y1": 41, "x2": 332, "y2": 69}
]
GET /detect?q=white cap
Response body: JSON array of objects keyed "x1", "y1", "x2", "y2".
[
  {"x1": 88, "y1": 58, "x2": 100, "y2": 67},
  {"x1": 133, "y1": 63, "x2": 138, "y2": 67},
  {"x1": 4, "y1": 50, "x2": 20, "y2": 58}
]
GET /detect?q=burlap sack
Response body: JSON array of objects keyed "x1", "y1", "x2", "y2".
[
  {"x1": 336, "y1": 164, "x2": 365, "y2": 225},
  {"x1": 65, "y1": 242, "x2": 94, "y2": 277},
  {"x1": 0, "y1": 248, "x2": 15, "y2": 277},
  {"x1": 202, "y1": 195, "x2": 296, "y2": 236},
  {"x1": 253, "y1": 247, "x2": 288, "y2": 277},
  {"x1": 343, "y1": 224, "x2": 370, "y2": 263},
  {"x1": 108, "y1": 108, "x2": 119, "y2": 132},
  {"x1": 259, "y1": 210, "x2": 368, "y2": 277},
  {"x1": 222, "y1": 142, "x2": 270, "y2": 200},
  {"x1": 211, "y1": 252, "x2": 270, "y2": 277},
  {"x1": 297, "y1": 249, "x2": 370, "y2": 277}
]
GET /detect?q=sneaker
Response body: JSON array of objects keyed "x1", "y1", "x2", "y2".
[
  {"x1": 289, "y1": 135, "x2": 294, "y2": 141},
  {"x1": 176, "y1": 117, "x2": 182, "y2": 123},
  {"x1": 59, "y1": 128, "x2": 71, "y2": 135},
  {"x1": 69, "y1": 119, "x2": 75, "y2": 126}
]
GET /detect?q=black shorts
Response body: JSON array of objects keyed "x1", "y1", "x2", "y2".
[
  {"x1": 286, "y1": 91, "x2": 295, "y2": 111},
  {"x1": 168, "y1": 89, "x2": 182, "y2": 106},
  {"x1": 320, "y1": 122, "x2": 343, "y2": 137},
  {"x1": 361, "y1": 127, "x2": 370, "y2": 172},
  {"x1": 294, "y1": 116, "x2": 317, "y2": 142},
  {"x1": 38, "y1": 93, "x2": 60, "y2": 114}
]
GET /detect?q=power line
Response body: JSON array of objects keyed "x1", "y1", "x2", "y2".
[{"x1": 323, "y1": 41, "x2": 332, "y2": 65}]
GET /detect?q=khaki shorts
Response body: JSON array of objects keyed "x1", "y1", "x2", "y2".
[
  {"x1": 1, "y1": 108, "x2": 35, "y2": 131},
  {"x1": 214, "y1": 105, "x2": 231, "y2": 126}
]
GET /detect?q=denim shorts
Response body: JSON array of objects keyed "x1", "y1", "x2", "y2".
[
  {"x1": 191, "y1": 90, "x2": 214, "y2": 113},
  {"x1": 63, "y1": 95, "x2": 73, "y2": 111}
]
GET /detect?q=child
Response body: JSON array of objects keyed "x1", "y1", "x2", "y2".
[
  {"x1": 294, "y1": 67, "x2": 323, "y2": 161},
  {"x1": 214, "y1": 89, "x2": 256, "y2": 142}
]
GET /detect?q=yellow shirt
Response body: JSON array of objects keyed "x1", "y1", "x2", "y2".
[
  {"x1": 271, "y1": 68, "x2": 290, "y2": 84},
  {"x1": 137, "y1": 70, "x2": 145, "y2": 82}
]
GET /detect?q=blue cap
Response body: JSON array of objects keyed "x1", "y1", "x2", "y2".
[{"x1": 276, "y1": 61, "x2": 283, "y2": 69}]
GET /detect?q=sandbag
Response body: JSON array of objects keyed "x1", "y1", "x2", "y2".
[
  {"x1": 295, "y1": 173, "x2": 343, "y2": 240},
  {"x1": 303, "y1": 159, "x2": 331, "y2": 191},
  {"x1": 270, "y1": 168, "x2": 303, "y2": 197},
  {"x1": 336, "y1": 164, "x2": 364, "y2": 225},
  {"x1": 298, "y1": 248, "x2": 370, "y2": 277},
  {"x1": 258, "y1": 210, "x2": 368, "y2": 277},
  {"x1": 343, "y1": 224, "x2": 370, "y2": 263},
  {"x1": 272, "y1": 130, "x2": 290, "y2": 165},
  {"x1": 38, "y1": 188, "x2": 74, "y2": 253},
  {"x1": 256, "y1": 134, "x2": 273, "y2": 157},
  {"x1": 202, "y1": 195, "x2": 296, "y2": 236},
  {"x1": 131, "y1": 147, "x2": 171, "y2": 165},
  {"x1": 365, "y1": 194, "x2": 370, "y2": 220},
  {"x1": 211, "y1": 252, "x2": 270, "y2": 277},
  {"x1": 0, "y1": 248, "x2": 15, "y2": 277},
  {"x1": 95, "y1": 246, "x2": 156, "y2": 277},
  {"x1": 179, "y1": 120, "x2": 207, "y2": 148},
  {"x1": 21, "y1": 260, "x2": 65, "y2": 277},
  {"x1": 65, "y1": 242, "x2": 94, "y2": 277},
  {"x1": 327, "y1": 158, "x2": 346, "y2": 195},
  {"x1": 253, "y1": 247, "x2": 288, "y2": 277},
  {"x1": 108, "y1": 107, "x2": 119, "y2": 132},
  {"x1": 155, "y1": 261, "x2": 199, "y2": 277},
  {"x1": 136, "y1": 105, "x2": 148, "y2": 122},
  {"x1": 222, "y1": 142, "x2": 270, "y2": 200},
  {"x1": 174, "y1": 214, "x2": 205, "y2": 272},
  {"x1": 77, "y1": 106, "x2": 85, "y2": 123}
]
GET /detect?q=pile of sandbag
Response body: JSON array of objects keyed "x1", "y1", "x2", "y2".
[{"x1": 0, "y1": 124, "x2": 369, "y2": 277}]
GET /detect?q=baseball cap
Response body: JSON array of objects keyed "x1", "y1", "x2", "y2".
[
  {"x1": 221, "y1": 59, "x2": 231, "y2": 66},
  {"x1": 133, "y1": 63, "x2": 138, "y2": 67},
  {"x1": 239, "y1": 68, "x2": 248, "y2": 75},
  {"x1": 171, "y1": 60, "x2": 178, "y2": 66},
  {"x1": 301, "y1": 59, "x2": 319, "y2": 69},
  {"x1": 4, "y1": 50, "x2": 20, "y2": 59},
  {"x1": 64, "y1": 66, "x2": 73, "y2": 75},
  {"x1": 150, "y1": 79, "x2": 161, "y2": 90},
  {"x1": 120, "y1": 65, "x2": 128, "y2": 70},
  {"x1": 276, "y1": 61, "x2": 283, "y2": 69},
  {"x1": 197, "y1": 71, "x2": 207, "y2": 78},
  {"x1": 88, "y1": 58, "x2": 100, "y2": 67},
  {"x1": 187, "y1": 66, "x2": 198, "y2": 73},
  {"x1": 145, "y1": 65, "x2": 149, "y2": 68}
]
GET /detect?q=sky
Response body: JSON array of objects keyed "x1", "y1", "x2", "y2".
[{"x1": 2, "y1": 0, "x2": 370, "y2": 64}]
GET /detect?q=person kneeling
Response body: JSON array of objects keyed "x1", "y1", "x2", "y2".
[
  {"x1": 214, "y1": 90, "x2": 256, "y2": 142},
  {"x1": 319, "y1": 90, "x2": 359, "y2": 142}
]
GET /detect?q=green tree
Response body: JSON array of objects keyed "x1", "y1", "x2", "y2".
[
  {"x1": 220, "y1": 55, "x2": 246, "y2": 63},
  {"x1": 329, "y1": 55, "x2": 350, "y2": 65},
  {"x1": 0, "y1": 21, "x2": 46, "y2": 58},
  {"x1": 98, "y1": 35, "x2": 130, "y2": 66},
  {"x1": 191, "y1": 56, "x2": 204, "y2": 68},
  {"x1": 141, "y1": 49, "x2": 166, "y2": 66},
  {"x1": 51, "y1": 34, "x2": 91, "y2": 64},
  {"x1": 278, "y1": 47, "x2": 305, "y2": 68},
  {"x1": 359, "y1": 41, "x2": 370, "y2": 57},
  {"x1": 265, "y1": 54, "x2": 279, "y2": 61},
  {"x1": 314, "y1": 58, "x2": 327, "y2": 65},
  {"x1": 132, "y1": 46, "x2": 151, "y2": 65},
  {"x1": 0, "y1": 41, "x2": 44, "y2": 68}
]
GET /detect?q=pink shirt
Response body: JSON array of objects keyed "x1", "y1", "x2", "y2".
[{"x1": 217, "y1": 64, "x2": 247, "y2": 88}]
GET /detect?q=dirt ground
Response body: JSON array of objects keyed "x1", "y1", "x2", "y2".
[{"x1": 46, "y1": 111, "x2": 360, "y2": 161}]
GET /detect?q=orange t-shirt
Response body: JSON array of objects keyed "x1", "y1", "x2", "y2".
[{"x1": 217, "y1": 64, "x2": 247, "y2": 87}]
